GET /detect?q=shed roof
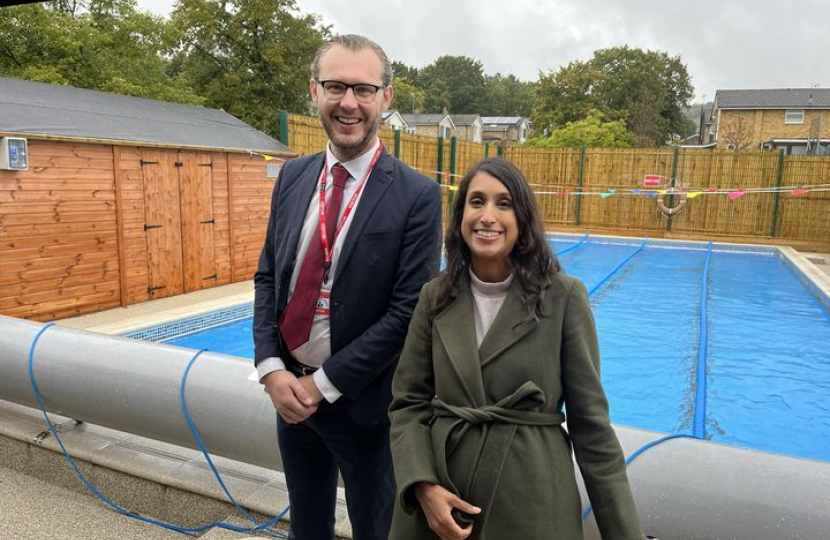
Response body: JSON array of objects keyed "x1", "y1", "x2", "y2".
[
  {"x1": 714, "y1": 88, "x2": 830, "y2": 109},
  {"x1": 0, "y1": 77, "x2": 292, "y2": 154}
]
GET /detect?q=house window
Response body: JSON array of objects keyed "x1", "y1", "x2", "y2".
[
  {"x1": 405, "y1": 127, "x2": 416, "y2": 135},
  {"x1": 785, "y1": 110, "x2": 804, "y2": 124}
]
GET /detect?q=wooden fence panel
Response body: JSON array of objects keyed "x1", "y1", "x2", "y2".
[
  {"x1": 777, "y1": 156, "x2": 830, "y2": 240},
  {"x1": 287, "y1": 114, "x2": 328, "y2": 155},
  {"x1": 278, "y1": 113, "x2": 828, "y2": 244}
]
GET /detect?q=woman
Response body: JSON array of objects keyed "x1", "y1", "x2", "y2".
[{"x1": 388, "y1": 158, "x2": 645, "y2": 540}]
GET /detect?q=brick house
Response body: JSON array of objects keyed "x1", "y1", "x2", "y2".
[
  {"x1": 381, "y1": 110, "x2": 407, "y2": 132},
  {"x1": 449, "y1": 114, "x2": 484, "y2": 143},
  {"x1": 400, "y1": 114, "x2": 455, "y2": 138},
  {"x1": 481, "y1": 116, "x2": 530, "y2": 145},
  {"x1": 708, "y1": 88, "x2": 830, "y2": 154}
]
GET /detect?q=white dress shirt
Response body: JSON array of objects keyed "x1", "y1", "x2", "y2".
[{"x1": 257, "y1": 139, "x2": 381, "y2": 402}]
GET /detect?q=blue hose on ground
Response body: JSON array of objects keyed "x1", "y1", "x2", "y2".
[
  {"x1": 27, "y1": 324, "x2": 289, "y2": 536},
  {"x1": 587, "y1": 238, "x2": 648, "y2": 297},
  {"x1": 555, "y1": 233, "x2": 590, "y2": 256},
  {"x1": 582, "y1": 240, "x2": 713, "y2": 521}
]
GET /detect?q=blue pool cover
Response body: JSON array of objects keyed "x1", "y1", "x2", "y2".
[{"x1": 166, "y1": 238, "x2": 830, "y2": 462}]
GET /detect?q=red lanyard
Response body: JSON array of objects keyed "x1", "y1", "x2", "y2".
[{"x1": 318, "y1": 143, "x2": 383, "y2": 282}]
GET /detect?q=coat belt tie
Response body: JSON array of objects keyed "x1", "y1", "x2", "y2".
[{"x1": 430, "y1": 381, "x2": 565, "y2": 539}]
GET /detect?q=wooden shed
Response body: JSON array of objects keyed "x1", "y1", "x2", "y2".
[{"x1": 0, "y1": 77, "x2": 295, "y2": 321}]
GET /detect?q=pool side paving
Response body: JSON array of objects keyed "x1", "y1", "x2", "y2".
[{"x1": 2, "y1": 240, "x2": 828, "y2": 540}]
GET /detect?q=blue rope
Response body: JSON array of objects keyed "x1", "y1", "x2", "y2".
[
  {"x1": 179, "y1": 349, "x2": 287, "y2": 536},
  {"x1": 587, "y1": 238, "x2": 648, "y2": 297},
  {"x1": 555, "y1": 233, "x2": 590, "y2": 256},
  {"x1": 693, "y1": 241, "x2": 713, "y2": 439},
  {"x1": 27, "y1": 323, "x2": 289, "y2": 536}
]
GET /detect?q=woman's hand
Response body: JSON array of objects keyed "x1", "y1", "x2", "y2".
[{"x1": 413, "y1": 482, "x2": 481, "y2": 540}]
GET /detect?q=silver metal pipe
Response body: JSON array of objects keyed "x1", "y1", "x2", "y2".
[
  {"x1": 0, "y1": 314, "x2": 280, "y2": 470},
  {"x1": 1, "y1": 314, "x2": 828, "y2": 539}
]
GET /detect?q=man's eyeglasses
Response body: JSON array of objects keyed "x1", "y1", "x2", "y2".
[{"x1": 316, "y1": 80, "x2": 386, "y2": 104}]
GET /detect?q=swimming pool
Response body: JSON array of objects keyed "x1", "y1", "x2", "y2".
[{"x1": 134, "y1": 235, "x2": 830, "y2": 462}]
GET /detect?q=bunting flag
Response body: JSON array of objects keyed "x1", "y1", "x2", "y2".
[
  {"x1": 599, "y1": 188, "x2": 616, "y2": 198},
  {"x1": 728, "y1": 190, "x2": 747, "y2": 200},
  {"x1": 792, "y1": 189, "x2": 808, "y2": 196},
  {"x1": 686, "y1": 191, "x2": 702, "y2": 199}
]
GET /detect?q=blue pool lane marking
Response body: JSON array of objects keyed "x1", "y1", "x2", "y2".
[
  {"x1": 554, "y1": 233, "x2": 590, "y2": 256},
  {"x1": 583, "y1": 240, "x2": 714, "y2": 522},
  {"x1": 692, "y1": 241, "x2": 713, "y2": 439},
  {"x1": 587, "y1": 238, "x2": 649, "y2": 297}
]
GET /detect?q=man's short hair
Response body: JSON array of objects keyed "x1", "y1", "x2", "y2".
[{"x1": 310, "y1": 34, "x2": 393, "y2": 87}]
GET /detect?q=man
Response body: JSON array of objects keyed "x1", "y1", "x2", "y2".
[{"x1": 253, "y1": 34, "x2": 443, "y2": 540}]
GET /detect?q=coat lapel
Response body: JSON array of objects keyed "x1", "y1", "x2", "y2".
[
  {"x1": 334, "y1": 150, "x2": 393, "y2": 280},
  {"x1": 434, "y1": 278, "x2": 487, "y2": 406},
  {"x1": 478, "y1": 279, "x2": 538, "y2": 367}
]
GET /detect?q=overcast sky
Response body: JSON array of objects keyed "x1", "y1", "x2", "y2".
[{"x1": 137, "y1": 0, "x2": 830, "y2": 104}]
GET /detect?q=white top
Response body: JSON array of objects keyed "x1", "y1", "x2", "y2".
[
  {"x1": 469, "y1": 269, "x2": 514, "y2": 347},
  {"x1": 257, "y1": 139, "x2": 381, "y2": 402}
]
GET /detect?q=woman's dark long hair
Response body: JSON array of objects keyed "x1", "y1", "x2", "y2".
[{"x1": 432, "y1": 158, "x2": 560, "y2": 320}]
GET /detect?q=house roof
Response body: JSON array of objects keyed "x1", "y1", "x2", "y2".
[
  {"x1": 401, "y1": 114, "x2": 453, "y2": 126},
  {"x1": 449, "y1": 114, "x2": 481, "y2": 126},
  {"x1": 481, "y1": 116, "x2": 527, "y2": 126},
  {"x1": 714, "y1": 88, "x2": 830, "y2": 109},
  {"x1": 0, "y1": 77, "x2": 292, "y2": 153}
]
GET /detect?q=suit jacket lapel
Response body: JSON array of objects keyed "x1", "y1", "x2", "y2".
[
  {"x1": 434, "y1": 278, "x2": 486, "y2": 406},
  {"x1": 334, "y1": 150, "x2": 394, "y2": 279},
  {"x1": 478, "y1": 279, "x2": 538, "y2": 367},
  {"x1": 282, "y1": 154, "x2": 324, "y2": 276}
]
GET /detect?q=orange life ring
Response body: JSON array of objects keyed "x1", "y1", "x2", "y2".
[{"x1": 656, "y1": 188, "x2": 687, "y2": 216}]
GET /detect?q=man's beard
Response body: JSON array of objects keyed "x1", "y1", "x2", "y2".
[{"x1": 320, "y1": 115, "x2": 381, "y2": 160}]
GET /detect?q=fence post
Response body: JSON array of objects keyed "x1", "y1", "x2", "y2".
[
  {"x1": 279, "y1": 110, "x2": 289, "y2": 146},
  {"x1": 497, "y1": 144, "x2": 504, "y2": 157},
  {"x1": 484, "y1": 142, "x2": 490, "y2": 158},
  {"x1": 394, "y1": 129, "x2": 401, "y2": 159},
  {"x1": 575, "y1": 145, "x2": 586, "y2": 226},
  {"x1": 667, "y1": 146, "x2": 680, "y2": 233},
  {"x1": 770, "y1": 148, "x2": 786, "y2": 237},
  {"x1": 436, "y1": 136, "x2": 444, "y2": 183}
]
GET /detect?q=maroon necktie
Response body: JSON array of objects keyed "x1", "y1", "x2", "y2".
[{"x1": 280, "y1": 164, "x2": 349, "y2": 351}]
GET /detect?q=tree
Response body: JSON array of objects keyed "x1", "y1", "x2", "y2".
[
  {"x1": 533, "y1": 46, "x2": 694, "y2": 145},
  {"x1": 418, "y1": 55, "x2": 486, "y2": 113},
  {"x1": 719, "y1": 116, "x2": 754, "y2": 150},
  {"x1": 524, "y1": 110, "x2": 629, "y2": 148},
  {"x1": 0, "y1": 0, "x2": 202, "y2": 104},
  {"x1": 170, "y1": 0, "x2": 327, "y2": 137},
  {"x1": 391, "y1": 61, "x2": 419, "y2": 83},
  {"x1": 390, "y1": 75, "x2": 424, "y2": 114},
  {"x1": 481, "y1": 73, "x2": 536, "y2": 117}
]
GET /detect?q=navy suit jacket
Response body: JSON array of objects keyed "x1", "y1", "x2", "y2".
[{"x1": 253, "y1": 149, "x2": 443, "y2": 425}]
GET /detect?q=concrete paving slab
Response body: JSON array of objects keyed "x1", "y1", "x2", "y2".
[{"x1": 0, "y1": 465, "x2": 190, "y2": 540}]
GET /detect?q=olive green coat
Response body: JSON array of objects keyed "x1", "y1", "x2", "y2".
[{"x1": 388, "y1": 272, "x2": 644, "y2": 540}]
